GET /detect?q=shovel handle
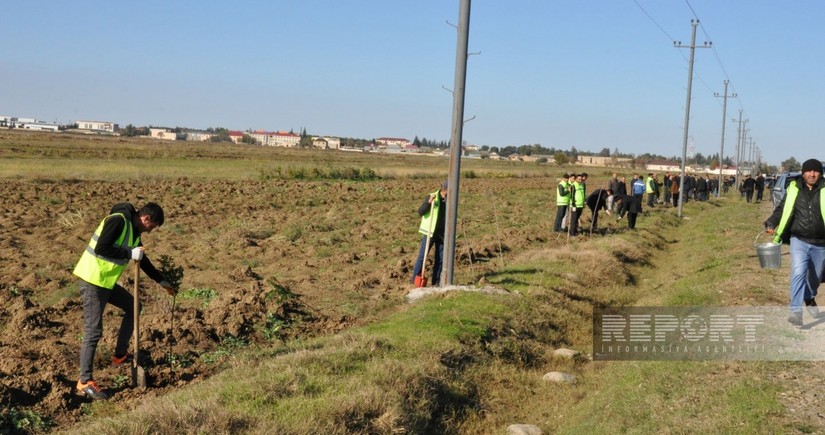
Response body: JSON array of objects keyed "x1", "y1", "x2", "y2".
[{"x1": 132, "y1": 260, "x2": 140, "y2": 383}]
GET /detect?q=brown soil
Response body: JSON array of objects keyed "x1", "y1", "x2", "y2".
[{"x1": 0, "y1": 176, "x2": 548, "y2": 430}]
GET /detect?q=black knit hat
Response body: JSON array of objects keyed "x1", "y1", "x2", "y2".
[{"x1": 801, "y1": 159, "x2": 823, "y2": 174}]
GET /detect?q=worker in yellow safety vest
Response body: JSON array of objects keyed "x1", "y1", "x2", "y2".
[
  {"x1": 554, "y1": 173, "x2": 572, "y2": 232},
  {"x1": 73, "y1": 202, "x2": 177, "y2": 400}
]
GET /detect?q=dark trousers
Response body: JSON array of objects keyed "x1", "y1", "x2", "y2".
[
  {"x1": 412, "y1": 235, "x2": 444, "y2": 286},
  {"x1": 79, "y1": 280, "x2": 139, "y2": 383},
  {"x1": 745, "y1": 189, "x2": 754, "y2": 203},
  {"x1": 570, "y1": 207, "x2": 583, "y2": 235},
  {"x1": 756, "y1": 188, "x2": 764, "y2": 201},
  {"x1": 647, "y1": 192, "x2": 656, "y2": 207},
  {"x1": 554, "y1": 205, "x2": 568, "y2": 232},
  {"x1": 671, "y1": 193, "x2": 679, "y2": 207},
  {"x1": 627, "y1": 212, "x2": 638, "y2": 229},
  {"x1": 634, "y1": 194, "x2": 644, "y2": 212},
  {"x1": 590, "y1": 209, "x2": 600, "y2": 231}
]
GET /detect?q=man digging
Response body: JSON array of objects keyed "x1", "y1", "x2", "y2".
[{"x1": 73, "y1": 202, "x2": 178, "y2": 400}]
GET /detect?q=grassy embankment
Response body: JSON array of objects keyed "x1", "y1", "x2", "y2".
[{"x1": 63, "y1": 194, "x2": 811, "y2": 432}]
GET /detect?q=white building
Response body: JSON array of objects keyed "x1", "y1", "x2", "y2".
[
  {"x1": 185, "y1": 130, "x2": 216, "y2": 142},
  {"x1": 376, "y1": 137, "x2": 411, "y2": 147},
  {"x1": 243, "y1": 130, "x2": 301, "y2": 147},
  {"x1": 149, "y1": 128, "x2": 178, "y2": 140},
  {"x1": 1, "y1": 116, "x2": 59, "y2": 131},
  {"x1": 311, "y1": 136, "x2": 341, "y2": 149},
  {"x1": 23, "y1": 122, "x2": 59, "y2": 132},
  {"x1": 76, "y1": 120, "x2": 118, "y2": 133}
]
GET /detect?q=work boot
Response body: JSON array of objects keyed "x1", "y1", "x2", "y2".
[
  {"x1": 76, "y1": 379, "x2": 109, "y2": 400},
  {"x1": 788, "y1": 312, "x2": 804, "y2": 327}
]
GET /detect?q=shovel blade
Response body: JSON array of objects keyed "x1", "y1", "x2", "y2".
[
  {"x1": 414, "y1": 275, "x2": 428, "y2": 288},
  {"x1": 132, "y1": 364, "x2": 147, "y2": 390}
]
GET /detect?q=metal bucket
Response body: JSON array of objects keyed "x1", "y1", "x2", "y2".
[{"x1": 754, "y1": 233, "x2": 781, "y2": 269}]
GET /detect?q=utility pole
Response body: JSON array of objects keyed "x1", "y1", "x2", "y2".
[
  {"x1": 675, "y1": 20, "x2": 711, "y2": 218},
  {"x1": 442, "y1": 0, "x2": 471, "y2": 286},
  {"x1": 733, "y1": 110, "x2": 743, "y2": 191},
  {"x1": 714, "y1": 80, "x2": 736, "y2": 198}
]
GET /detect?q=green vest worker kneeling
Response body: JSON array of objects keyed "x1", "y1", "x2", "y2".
[{"x1": 73, "y1": 202, "x2": 178, "y2": 400}]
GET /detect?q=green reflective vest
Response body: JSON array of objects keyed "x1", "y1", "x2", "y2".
[
  {"x1": 556, "y1": 181, "x2": 571, "y2": 206},
  {"x1": 773, "y1": 180, "x2": 825, "y2": 244},
  {"x1": 646, "y1": 176, "x2": 655, "y2": 194},
  {"x1": 418, "y1": 190, "x2": 442, "y2": 237},
  {"x1": 73, "y1": 213, "x2": 140, "y2": 289},
  {"x1": 572, "y1": 181, "x2": 585, "y2": 207}
]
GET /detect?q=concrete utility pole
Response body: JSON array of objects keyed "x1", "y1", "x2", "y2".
[
  {"x1": 442, "y1": 0, "x2": 471, "y2": 286},
  {"x1": 733, "y1": 110, "x2": 743, "y2": 191},
  {"x1": 714, "y1": 80, "x2": 736, "y2": 198},
  {"x1": 675, "y1": 20, "x2": 711, "y2": 218}
]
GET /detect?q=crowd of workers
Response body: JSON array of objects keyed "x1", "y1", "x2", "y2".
[{"x1": 552, "y1": 171, "x2": 769, "y2": 234}]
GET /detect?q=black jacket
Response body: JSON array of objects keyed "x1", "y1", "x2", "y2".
[
  {"x1": 765, "y1": 177, "x2": 825, "y2": 244},
  {"x1": 585, "y1": 189, "x2": 611, "y2": 212},
  {"x1": 616, "y1": 195, "x2": 641, "y2": 217}
]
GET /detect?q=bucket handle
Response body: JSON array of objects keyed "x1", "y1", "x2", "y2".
[{"x1": 754, "y1": 230, "x2": 776, "y2": 246}]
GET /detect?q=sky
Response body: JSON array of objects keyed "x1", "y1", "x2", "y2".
[{"x1": 1, "y1": 0, "x2": 822, "y2": 166}]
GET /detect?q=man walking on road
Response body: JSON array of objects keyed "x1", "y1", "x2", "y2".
[
  {"x1": 765, "y1": 159, "x2": 825, "y2": 326},
  {"x1": 74, "y1": 202, "x2": 177, "y2": 400}
]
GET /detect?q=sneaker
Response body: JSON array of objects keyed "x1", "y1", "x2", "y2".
[
  {"x1": 805, "y1": 299, "x2": 825, "y2": 319},
  {"x1": 788, "y1": 312, "x2": 804, "y2": 327},
  {"x1": 111, "y1": 352, "x2": 133, "y2": 368},
  {"x1": 76, "y1": 379, "x2": 109, "y2": 400}
]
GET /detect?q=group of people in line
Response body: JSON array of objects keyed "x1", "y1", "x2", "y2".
[{"x1": 552, "y1": 170, "x2": 771, "y2": 236}]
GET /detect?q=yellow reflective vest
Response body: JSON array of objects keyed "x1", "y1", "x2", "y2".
[
  {"x1": 418, "y1": 190, "x2": 442, "y2": 237},
  {"x1": 572, "y1": 181, "x2": 585, "y2": 208},
  {"x1": 73, "y1": 213, "x2": 140, "y2": 289},
  {"x1": 556, "y1": 181, "x2": 571, "y2": 206},
  {"x1": 773, "y1": 180, "x2": 825, "y2": 244}
]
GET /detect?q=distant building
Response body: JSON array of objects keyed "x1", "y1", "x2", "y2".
[
  {"x1": 645, "y1": 160, "x2": 681, "y2": 172},
  {"x1": 576, "y1": 155, "x2": 632, "y2": 167},
  {"x1": 76, "y1": 120, "x2": 118, "y2": 133},
  {"x1": 185, "y1": 130, "x2": 216, "y2": 142},
  {"x1": 1, "y1": 116, "x2": 35, "y2": 127},
  {"x1": 247, "y1": 130, "x2": 301, "y2": 147},
  {"x1": 228, "y1": 131, "x2": 246, "y2": 144},
  {"x1": 22, "y1": 122, "x2": 59, "y2": 132},
  {"x1": 376, "y1": 137, "x2": 411, "y2": 147},
  {"x1": 311, "y1": 136, "x2": 341, "y2": 149},
  {"x1": 381, "y1": 144, "x2": 403, "y2": 154},
  {"x1": 149, "y1": 128, "x2": 178, "y2": 140}
]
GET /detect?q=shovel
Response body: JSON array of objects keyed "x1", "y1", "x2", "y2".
[
  {"x1": 132, "y1": 261, "x2": 147, "y2": 389},
  {"x1": 414, "y1": 199, "x2": 436, "y2": 288}
]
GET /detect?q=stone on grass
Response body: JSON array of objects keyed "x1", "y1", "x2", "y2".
[
  {"x1": 542, "y1": 371, "x2": 576, "y2": 384},
  {"x1": 506, "y1": 423, "x2": 542, "y2": 435},
  {"x1": 553, "y1": 348, "x2": 579, "y2": 359}
]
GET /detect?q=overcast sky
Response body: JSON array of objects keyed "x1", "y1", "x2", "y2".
[{"x1": 1, "y1": 1, "x2": 822, "y2": 165}]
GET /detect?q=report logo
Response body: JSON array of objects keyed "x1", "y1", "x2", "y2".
[{"x1": 593, "y1": 307, "x2": 824, "y2": 361}]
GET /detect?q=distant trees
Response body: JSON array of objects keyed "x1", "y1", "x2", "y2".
[
  {"x1": 121, "y1": 124, "x2": 148, "y2": 137},
  {"x1": 553, "y1": 152, "x2": 569, "y2": 165},
  {"x1": 782, "y1": 157, "x2": 801, "y2": 172},
  {"x1": 209, "y1": 128, "x2": 231, "y2": 143}
]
